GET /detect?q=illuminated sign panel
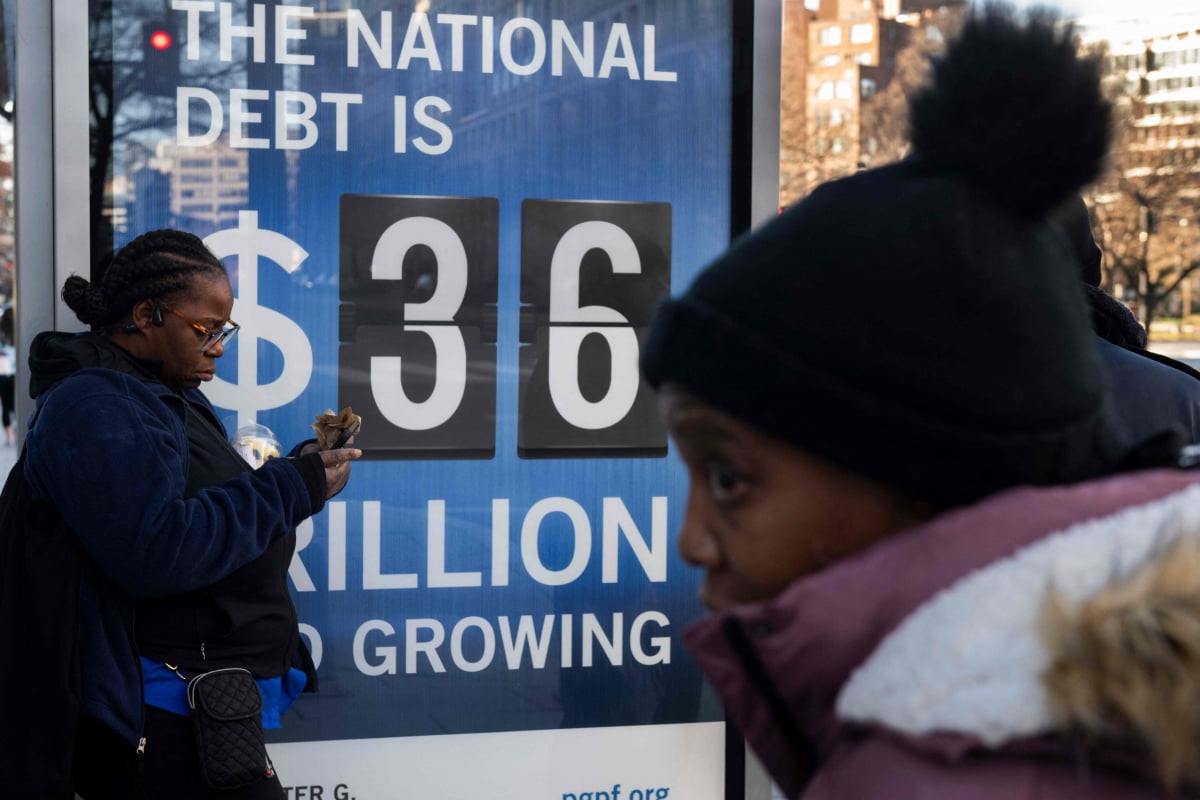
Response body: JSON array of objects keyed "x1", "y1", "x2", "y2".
[{"x1": 90, "y1": 2, "x2": 735, "y2": 795}]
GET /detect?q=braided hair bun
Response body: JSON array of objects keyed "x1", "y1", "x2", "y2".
[{"x1": 64, "y1": 230, "x2": 227, "y2": 329}]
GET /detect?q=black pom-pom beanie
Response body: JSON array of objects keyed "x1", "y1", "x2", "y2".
[{"x1": 641, "y1": 6, "x2": 1128, "y2": 507}]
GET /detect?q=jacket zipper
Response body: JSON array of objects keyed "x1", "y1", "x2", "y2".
[{"x1": 133, "y1": 611, "x2": 145, "y2": 772}]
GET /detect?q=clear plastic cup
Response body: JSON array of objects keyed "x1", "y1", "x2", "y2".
[{"x1": 231, "y1": 423, "x2": 282, "y2": 469}]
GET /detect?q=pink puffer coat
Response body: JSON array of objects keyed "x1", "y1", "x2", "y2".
[{"x1": 686, "y1": 469, "x2": 1200, "y2": 799}]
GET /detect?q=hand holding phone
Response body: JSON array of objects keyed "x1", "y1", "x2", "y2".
[
  {"x1": 330, "y1": 417, "x2": 361, "y2": 449},
  {"x1": 312, "y1": 406, "x2": 362, "y2": 450}
]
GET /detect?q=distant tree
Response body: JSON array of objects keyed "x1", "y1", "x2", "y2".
[
  {"x1": 1085, "y1": 94, "x2": 1200, "y2": 337},
  {"x1": 858, "y1": 9, "x2": 965, "y2": 170},
  {"x1": 779, "y1": 2, "x2": 810, "y2": 207},
  {"x1": 0, "y1": 0, "x2": 12, "y2": 123},
  {"x1": 856, "y1": 39, "x2": 931, "y2": 171},
  {"x1": 792, "y1": 6, "x2": 964, "y2": 202},
  {"x1": 88, "y1": 0, "x2": 243, "y2": 261}
]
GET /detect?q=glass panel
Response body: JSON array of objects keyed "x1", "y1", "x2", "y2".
[{"x1": 89, "y1": 0, "x2": 734, "y2": 791}]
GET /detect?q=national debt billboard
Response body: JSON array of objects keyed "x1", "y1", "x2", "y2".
[{"x1": 90, "y1": 1, "x2": 734, "y2": 797}]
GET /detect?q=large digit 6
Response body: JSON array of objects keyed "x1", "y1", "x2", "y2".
[
  {"x1": 547, "y1": 220, "x2": 641, "y2": 430},
  {"x1": 369, "y1": 217, "x2": 468, "y2": 431}
]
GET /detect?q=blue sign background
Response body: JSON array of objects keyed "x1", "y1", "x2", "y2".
[{"x1": 96, "y1": 0, "x2": 733, "y2": 743}]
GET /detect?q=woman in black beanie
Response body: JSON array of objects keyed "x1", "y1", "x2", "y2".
[{"x1": 643, "y1": 5, "x2": 1200, "y2": 798}]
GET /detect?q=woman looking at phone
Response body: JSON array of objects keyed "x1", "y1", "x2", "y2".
[{"x1": 0, "y1": 229, "x2": 359, "y2": 798}]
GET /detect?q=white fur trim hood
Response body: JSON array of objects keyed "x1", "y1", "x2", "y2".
[{"x1": 836, "y1": 484, "x2": 1200, "y2": 746}]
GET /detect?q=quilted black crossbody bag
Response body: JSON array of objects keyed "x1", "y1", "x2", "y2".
[{"x1": 186, "y1": 667, "x2": 275, "y2": 789}]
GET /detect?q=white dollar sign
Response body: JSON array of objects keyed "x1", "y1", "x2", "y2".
[{"x1": 202, "y1": 210, "x2": 313, "y2": 430}]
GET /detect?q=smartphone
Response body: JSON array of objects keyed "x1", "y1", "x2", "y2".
[{"x1": 330, "y1": 417, "x2": 361, "y2": 449}]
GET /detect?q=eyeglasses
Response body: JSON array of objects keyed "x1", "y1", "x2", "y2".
[{"x1": 159, "y1": 304, "x2": 240, "y2": 352}]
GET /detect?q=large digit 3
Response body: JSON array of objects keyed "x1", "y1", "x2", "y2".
[
  {"x1": 547, "y1": 220, "x2": 641, "y2": 430},
  {"x1": 369, "y1": 217, "x2": 468, "y2": 431}
]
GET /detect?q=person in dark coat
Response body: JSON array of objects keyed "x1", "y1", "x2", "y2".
[
  {"x1": 0, "y1": 229, "x2": 360, "y2": 798},
  {"x1": 641, "y1": 6, "x2": 1200, "y2": 798},
  {"x1": 1054, "y1": 194, "x2": 1200, "y2": 444}
]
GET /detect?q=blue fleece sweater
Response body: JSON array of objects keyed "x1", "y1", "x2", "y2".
[{"x1": 24, "y1": 363, "x2": 323, "y2": 744}]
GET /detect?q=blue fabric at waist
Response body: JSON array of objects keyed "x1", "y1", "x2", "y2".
[{"x1": 141, "y1": 657, "x2": 306, "y2": 729}]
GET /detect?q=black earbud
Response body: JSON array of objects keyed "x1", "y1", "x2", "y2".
[{"x1": 115, "y1": 303, "x2": 163, "y2": 334}]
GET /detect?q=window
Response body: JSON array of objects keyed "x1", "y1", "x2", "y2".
[
  {"x1": 831, "y1": 137, "x2": 848, "y2": 154},
  {"x1": 820, "y1": 54, "x2": 842, "y2": 67},
  {"x1": 829, "y1": 108, "x2": 845, "y2": 126},
  {"x1": 817, "y1": 81, "x2": 835, "y2": 100},
  {"x1": 819, "y1": 26, "x2": 842, "y2": 46},
  {"x1": 861, "y1": 78, "x2": 878, "y2": 98},
  {"x1": 850, "y1": 24, "x2": 874, "y2": 44},
  {"x1": 855, "y1": 52, "x2": 873, "y2": 65},
  {"x1": 835, "y1": 81, "x2": 853, "y2": 99}
]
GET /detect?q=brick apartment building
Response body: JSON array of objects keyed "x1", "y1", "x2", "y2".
[{"x1": 781, "y1": 0, "x2": 965, "y2": 206}]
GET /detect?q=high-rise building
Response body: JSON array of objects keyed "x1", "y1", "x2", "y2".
[
  {"x1": 1084, "y1": 16, "x2": 1200, "y2": 175},
  {"x1": 161, "y1": 139, "x2": 250, "y2": 238},
  {"x1": 1079, "y1": 14, "x2": 1200, "y2": 323},
  {"x1": 780, "y1": 0, "x2": 964, "y2": 206}
]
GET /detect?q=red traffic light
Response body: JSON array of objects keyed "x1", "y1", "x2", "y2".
[{"x1": 148, "y1": 30, "x2": 172, "y2": 50}]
